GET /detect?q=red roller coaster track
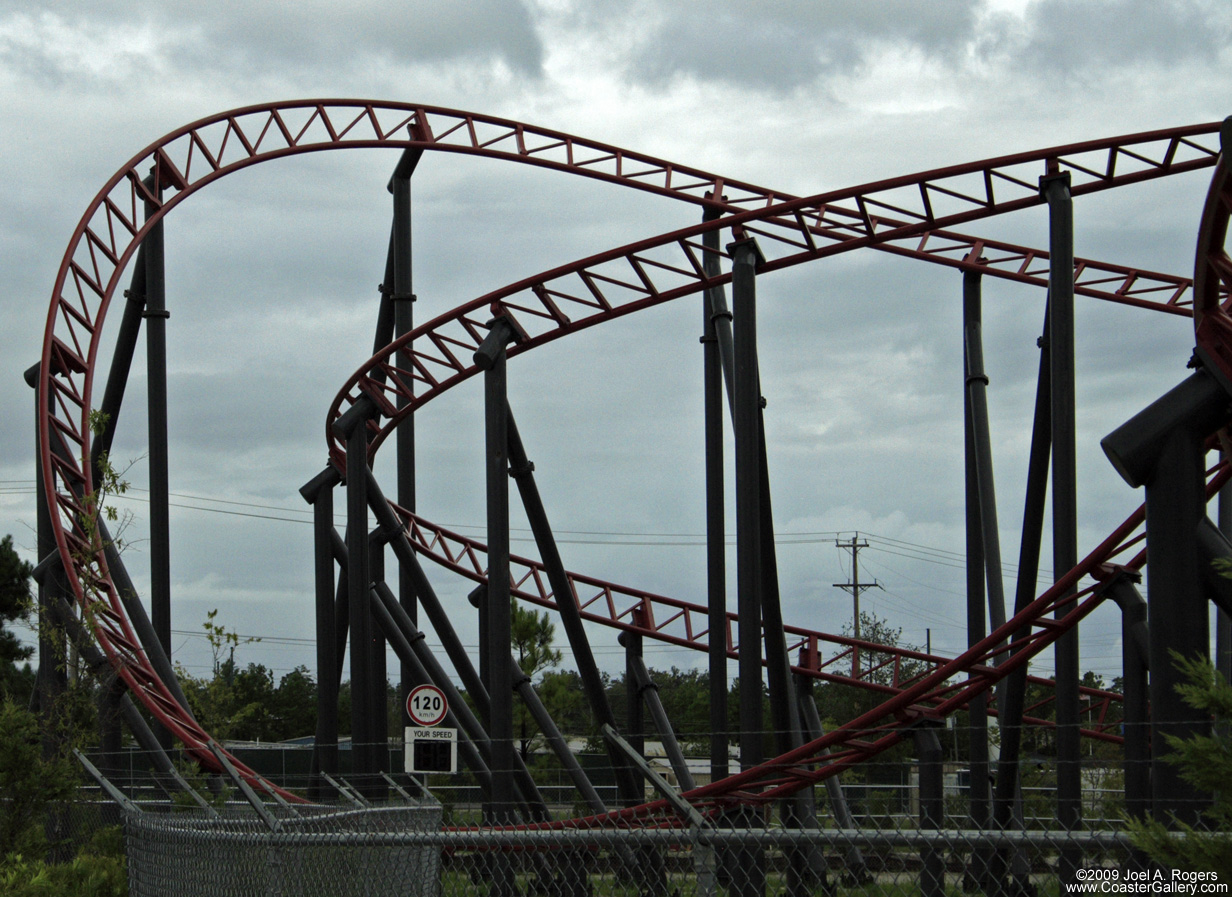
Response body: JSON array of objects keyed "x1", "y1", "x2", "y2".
[{"x1": 36, "y1": 100, "x2": 1231, "y2": 813}]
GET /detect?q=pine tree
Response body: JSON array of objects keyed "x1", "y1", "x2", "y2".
[{"x1": 0, "y1": 535, "x2": 34, "y2": 701}]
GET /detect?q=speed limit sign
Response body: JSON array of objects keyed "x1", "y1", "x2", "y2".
[{"x1": 406, "y1": 684, "x2": 449, "y2": 727}]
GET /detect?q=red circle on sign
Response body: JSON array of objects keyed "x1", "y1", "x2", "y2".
[{"x1": 406, "y1": 684, "x2": 448, "y2": 726}]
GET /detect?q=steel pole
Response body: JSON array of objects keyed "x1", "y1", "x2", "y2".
[
  {"x1": 143, "y1": 178, "x2": 173, "y2": 751},
  {"x1": 1105, "y1": 575, "x2": 1149, "y2": 826},
  {"x1": 300, "y1": 467, "x2": 339, "y2": 800},
  {"x1": 505, "y1": 406, "x2": 642, "y2": 803},
  {"x1": 476, "y1": 318, "x2": 518, "y2": 828},
  {"x1": 1042, "y1": 171, "x2": 1081, "y2": 862},
  {"x1": 963, "y1": 272, "x2": 990, "y2": 835},
  {"x1": 1103, "y1": 368, "x2": 1229, "y2": 825},
  {"x1": 619, "y1": 627, "x2": 645, "y2": 793},
  {"x1": 628, "y1": 653, "x2": 695, "y2": 791},
  {"x1": 1220, "y1": 467, "x2": 1232, "y2": 683},
  {"x1": 1145, "y1": 430, "x2": 1213, "y2": 824},
  {"x1": 334, "y1": 398, "x2": 378, "y2": 797},
  {"x1": 915, "y1": 726, "x2": 945, "y2": 897},
  {"x1": 730, "y1": 236, "x2": 765, "y2": 897},
  {"x1": 994, "y1": 302, "x2": 1051, "y2": 828},
  {"x1": 91, "y1": 246, "x2": 145, "y2": 470},
  {"x1": 30, "y1": 363, "x2": 66, "y2": 745},
  {"x1": 368, "y1": 528, "x2": 388, "y2": 791},
  {"x1": 702, "y1": 207, "x2": 730, "y2": 788},
  {"x1": 392, "y1": 150, "x2": 422, "y2": 738}
]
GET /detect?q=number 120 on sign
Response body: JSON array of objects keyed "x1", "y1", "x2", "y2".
[{"x1": 406, "y1": 684, "x2": 448, "y2": 727}]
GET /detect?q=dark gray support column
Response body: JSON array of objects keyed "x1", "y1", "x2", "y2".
[
  {"x1": 1145, "y1": 430, "x2": 1210, "y2": 824},
  {"x1": 91, "y1": 246, "x2": 146, "y2": 471},
  {"x1": 363, "y1": 469, "x2": 490, "y2": 719},
  {"x1": 474, "y1": 317, "x2": 519, "y2": 828},
  {"x1": 729, "y1": 236, "x2": 766, "y2": 897},
  {"x1": 301, "y1": 467, "x2": 340, "y2": 800},
  {"x1": 143, "y1": 178, "x2": 173, "y2": 752},
  {"x1": 388, "y1": 584, "x2": 488, "y2": 754},
  {"x1": 1219, "y1": 473, "x2": 1232, "y2": 683},
  {"x1": 796, "y1": 674, "x2": 868, "y2": 882},
  {"x1": 392, "y1": 149, "x2": 421, "y2": 738},
  {"x1": 460, "y1": 588, "x2": 551, "y2": 821},
  {"x1": 730, "y1": 237, "x2": 764, "y2": 770},
  {"x1": 628, "y1": 653, "x2": 695, "y2": 791},
  {"x1": 757, "y1": 417, "x2": 801, "y2": 757},
  {"x1": 1199, "y1": 516, "x2": 1232, "y2": 617},
  {"x1": 29, "y1": 363, "x2": 67, "y2": 730},
  {"x1": 963, "y1": 272, "x2": 991, "y2": 839},
  {"x1": 617, "y1": 623, "x2": 671, "y2": 897},
  {"x1": 510, "y1": 655, "x2": 607, "y2": 813},
  {"x1": 756, "y1": 418, "x2": 819, "y2": 897},
  {"x1": 619, "y1": 627, "x2": 645, "y2": 790},
  {"x1": 1105, "y1": 574, "x2": 1149, "y2": 826},
  {"x1": 994, "y1": 303, "x2": 1052, "y2": 832},
  {"x1": 1103, "y1": 367, "x2": 1230, "y2": 825},
  {"x1": 368, "y1": 528, "x2": 389, "y2": 789},
  {"x1": 97, "y1": 672, "x2": 125, "y2": 785},
  {"x1": 333, "y1": 397, "x2": 379, "y2": 798},
  {"x1": 964, "y1": 272, "x2": 1009, "y2": 638},
  {"x1": 915, "y1": 725, "x2": 945, "y2": 897},
  {"x1": 505, "y1": 407, "x2": 642, "y2": 803},
  {"x1": 364, "y1": 473, "x2": 552, "y2": 823},
  {"x1": 702, "y1": 207, "x2": 730, "y2": 788},
  {"x1": 1042, "y1": 171, "x2": 1081, "y2": 863}
]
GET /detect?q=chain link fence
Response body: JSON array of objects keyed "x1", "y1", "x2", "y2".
[
  {"x1": 124, "y1": 802, "x2": 442, "y2": 897},
  {"x1": 50, "y1": 739, "x2": 1221, "y2": 896},
  {"x1": 114, "y1": 802, "x2": 1151, "y2": 897}
]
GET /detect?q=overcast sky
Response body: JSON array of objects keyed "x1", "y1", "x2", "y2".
[{"x1": 2, "y1": 0, "x2": 1231, "y2": 699}]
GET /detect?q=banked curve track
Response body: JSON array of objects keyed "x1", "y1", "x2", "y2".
[{"x1": 36, "y1": 100, "x2": 1227, "y2": 809}]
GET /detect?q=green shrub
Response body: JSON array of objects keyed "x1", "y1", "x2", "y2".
[
  {"x1": 0, "y1": 851, "x2": 126, "y2": 896},
  {"x1": 1126, "y1": 652, "x2": 1232, "y2": 877}
]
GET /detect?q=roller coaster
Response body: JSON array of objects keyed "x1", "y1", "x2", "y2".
[{"x1": 29, "y1": 101, "x2": 1232, "y2": 881}]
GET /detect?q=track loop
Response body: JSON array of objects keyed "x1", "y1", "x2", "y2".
[{"x1": 35, "y1": 102, "x2": 1225, "y2": 805}]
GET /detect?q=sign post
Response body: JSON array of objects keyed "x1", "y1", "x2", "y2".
[{"x1": 405, "y1": 684, "x2": 457, "y2": 775}]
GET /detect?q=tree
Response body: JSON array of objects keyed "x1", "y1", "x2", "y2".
[
  {"x1": 1126, "y1": 652, "x2": 1232, "y2": 876},
  {"x1": 0, "y1": 700, "x2": 126, "y2": 895},
  {"x1": 0, "y1": 535, "x2": 34, "y2": 702},
  {"x1": 274, "y1": 666, "x2": 318, "y2": 739},
  {"x1": 511, "y1": 600, "x2": 562, "y2": 761},
  {"x1": 0, "y1": 700, "x2": 78, "y2": 858},
  {"x1": 177, "y1": 610, "x2": 275, "y2": 741}
]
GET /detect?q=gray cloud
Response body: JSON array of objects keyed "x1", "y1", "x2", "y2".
[
  {"x1": 987, "y1": 0, "x2": 1232, "y2": 76},
  {"x1": 577, "y1": 0, "x2": 980, "y2": 91},
  {"x1": 0, "y1": 1, "x2": 545, "y2": 87}
]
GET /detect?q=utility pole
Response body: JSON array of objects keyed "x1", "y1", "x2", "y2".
[{"x1": 833, "y1": 532, "x2": 882, "y2": 677}]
